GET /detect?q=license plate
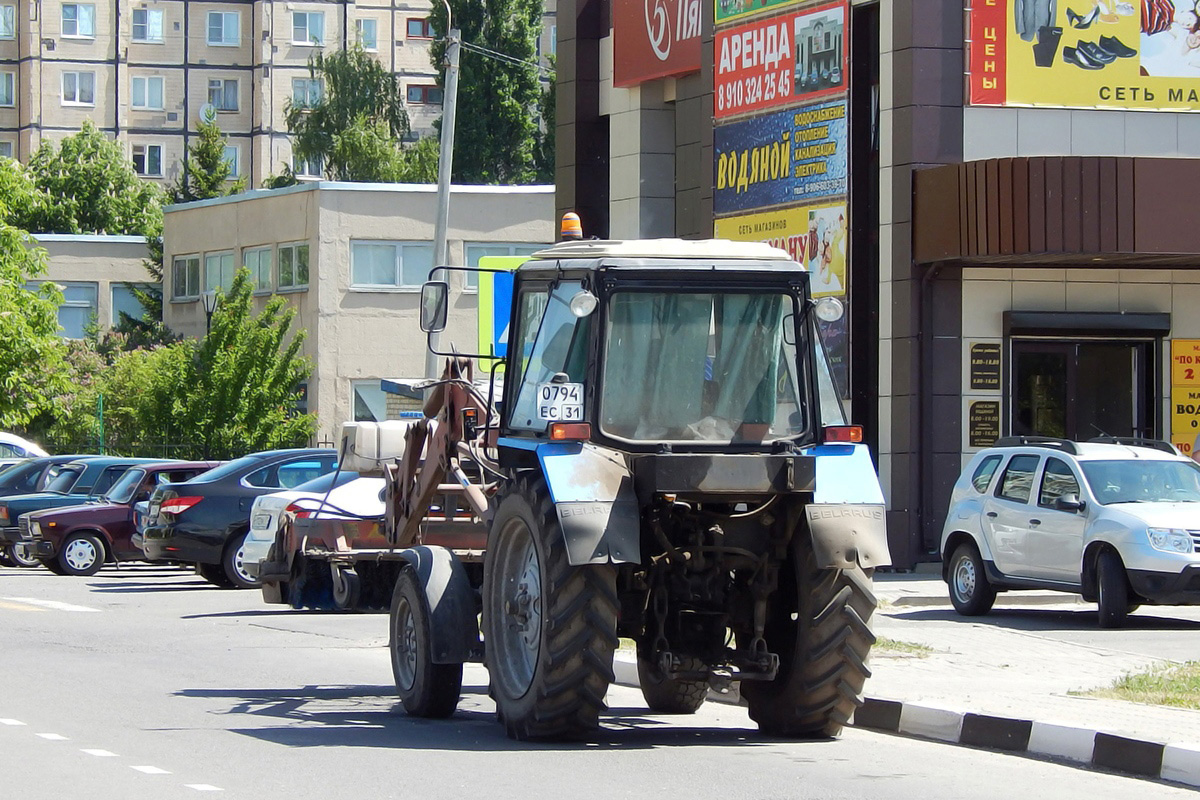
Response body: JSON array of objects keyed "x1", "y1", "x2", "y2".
[
  {"x1": 252, "y1": 513, "x2": 272, "y2": 530},
  {"x1": 148, "y1": 502, "x2": 160, "y2": 519},
  {"x1": 536, "y1": 382, "x2": 584, "y2": 422}
]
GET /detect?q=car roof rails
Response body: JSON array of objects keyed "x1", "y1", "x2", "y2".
[
  {"x1": 993, "y1": 435, "x2": 1080, "y2": 455},
  {"x1": 1085, "y1": 436, "x2": 1181, "y2": 456}
]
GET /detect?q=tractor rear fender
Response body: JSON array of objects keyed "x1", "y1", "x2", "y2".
[
  {"x1": 803, "y1": 443, "x2": 891, "y2": 570},
  {"x1": 397, "y1": 545, "x2": 481, "y2": 664},
  {"x1": 535, "y1": 442, "x2": 641, "y2": 567}
]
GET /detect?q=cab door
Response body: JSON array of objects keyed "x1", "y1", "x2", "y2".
[
  {"x1": 1024, "y1": 456, "x2": 1088, "y2": 583},
  {"x1": 979, "y1": 453, "x2": 1042, "y2": 578}
]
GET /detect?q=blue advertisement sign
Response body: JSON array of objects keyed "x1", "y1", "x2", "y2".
[{"x1": 713, "y1": 99, "x2": 848, "y2": 215}]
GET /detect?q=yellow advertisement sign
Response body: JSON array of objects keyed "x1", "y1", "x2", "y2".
[
  {"x1": 970, "y1": 0, "x2": 1200, "y2": 110},
  {"x1": 475, "y1": 256, "x2": 527, "y2": 369},
  {"x1": 714, "y1": 202, "x2": 847, "y2": 297},
  {"x1": 1170, "y1": 339, "x2": 1200, "y2": 457}
]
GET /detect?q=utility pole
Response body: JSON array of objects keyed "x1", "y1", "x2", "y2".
[{"x1": 426, "y1": 7, "x2": 461, "y2": 383}]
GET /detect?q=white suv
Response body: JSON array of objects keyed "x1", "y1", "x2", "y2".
[{"x1": 940, "y1": 436, "x2": 1200, "y2": 627}]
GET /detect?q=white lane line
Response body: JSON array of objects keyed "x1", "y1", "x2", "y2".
[
  {"x1": 131, "y1": 766, "x2": 171, "y2": 775},
  {"x1": 185, "y1": 785, "x2": 223, "y2": 792},
  {"x1": 81, "y1": 748, "x2": 118, "y2": 757},
  {"x1": 36, "y1": 733, "x2": 68, "y2": 740},
  {"x1": 0, "y1": 719, "x2": 26, "y2": 726},
  {"x1": 1, "y1": 597, "x2": 101, "y2": 613}
]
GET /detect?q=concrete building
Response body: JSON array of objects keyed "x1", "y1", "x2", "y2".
[
  {"x1": 28, "y1": 233, "x2": 153, "y2": 338},
  {"x1": 0, "y1": 0, "x2": 556, "y2": 187},
  {"x1": 162, "y1": 181, "x2": 554, "y2": 440},
  {"x1": 556, "y1": 0, "x2": 1200, "y2": 567}
]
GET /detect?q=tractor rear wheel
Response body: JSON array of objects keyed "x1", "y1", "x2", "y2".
[
  {"x1": 482, "y1": 476, "x2": 618, "y2": 741},
  {"x1": 742, "y1": 530, "x2": 877, "y2": 738}
]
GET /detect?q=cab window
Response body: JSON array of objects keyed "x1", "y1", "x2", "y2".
[
  {"x1": 996, "y1": 455, "x2": 1040, "y2": 504},
  {"x1": 1038, "y1": 457, "x2": 1081, "y2": 508},
  {"x1": 971, "y1": 455, "x2": 1003, "y2": 492}
]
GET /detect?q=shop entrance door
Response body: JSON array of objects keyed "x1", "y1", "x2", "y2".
[{"x1": 1011, "y1": 340, "x2": 1154, "y2": 440}]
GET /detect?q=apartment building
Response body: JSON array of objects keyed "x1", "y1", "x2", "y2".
[{"x1": 0, "y1": 0, "x2": 556, "y2": 187}]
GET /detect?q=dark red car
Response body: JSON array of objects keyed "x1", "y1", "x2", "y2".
[{"x1": 22, "y1": 461, "x2": 219, "y2": 576}]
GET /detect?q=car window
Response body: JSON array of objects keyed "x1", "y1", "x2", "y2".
[
  {"x1": 996, "y1": 454, "x2": 1040, "y2": 504},
  {"x1": 971, "y1": 455, "x2": 1003, "y2": 492},
  {"x1": 291, "y1": 470, "x2": 360, "y2": 493},
  {"x1": 277, "y1": 459, "x2": 337, "y2": 489},
  {"x1": 158, "y1": 469, "x2": 209, "y2": 484},
  {"x1": 90, "y1": 466, "x2": 132, "y2": 497},
  {"x1": 0, "y1": 461, "x2": 44, "y2": 493},
  {"x1": 191, "y1": 455, "x2": 267, "y2": 483},
  {"x1": 0, "y1": 443, "x2": 20, "y2": 458},
  {"x1": 103, "y1": 468, "x2": 148, "y2": 505},
  {"x1": 45, "y1": 465, "x2": 85, "y2": 493},
  {"x1": 1038, "y1": 457, "x2": 1080, "y2": 508}
]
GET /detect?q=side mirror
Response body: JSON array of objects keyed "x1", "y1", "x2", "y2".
[
  {"x1": 1055, "y1": 494, "x2": 1086, "y2": 513},
  {"x1": 420, "y1": 281, "x2": 448, "y2": 332}
]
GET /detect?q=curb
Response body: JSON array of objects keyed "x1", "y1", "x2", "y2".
[{"x1": 611, "y1": 655, "x2": 1200, "y2": 788}]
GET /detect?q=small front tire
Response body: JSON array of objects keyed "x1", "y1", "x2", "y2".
[
  {"x1": 635, "y1": 641, "x2": 707, "y2": 715},
  {"x1": 948, "y1": 542, "x2": 996, "y2": 616},
  {"x1": 58, "y1": 533, "x2": 106, "y2": 577},
  {"x1": 1096, "y1": 550, "x2": 1131, "y2": 629},
  {"x1": 331, "y1": 566, "x2": 362, "y2": 611},
  {"x1": 390, "y1": 566, "x2": 462, "y2": 718}
]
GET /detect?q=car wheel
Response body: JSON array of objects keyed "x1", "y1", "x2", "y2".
[
  {"x1": 40, "y1": 558, "x2": 68, "y2": 576},
  {"x1": 58, "y1": 533, "x2": 106, "y2": 577},
  {"x1": 0, "y1": 546, "x2": 16, "y2": 567},
  {"x1": 198, "y1": 562, "x2": 236, "y2": 589},
  {"x1": 948, "y1": 542, "x2": 996, "y2": 616},
  {"x1": 1096, "y1": 550, "x2": 1131, "y2": 629},
  {"x1": 221, "y1": 532, "x2": 261, "y2": 590},
  {"x1": 9, "y1": 543, "x2": 42, "y2": 569}
]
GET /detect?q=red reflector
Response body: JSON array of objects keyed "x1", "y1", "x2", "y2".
[
  {"x1": 549, "y1": 422, "x2": 591, "y2": 441},
  {"x1": 285, "y1": 502, "x2": 313, "y2": 519},
  {"x1": 823, "y1": 425, "x2": 863, "y2": 444},
  {"x1": 159, "y1": 496, "x2": 203, "y2": 515}
]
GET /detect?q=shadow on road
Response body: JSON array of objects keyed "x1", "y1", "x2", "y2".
[
  {"x1": 175, "y1": 684, "x2": 779, "y2": 751},
  {"x1": 887, "y1": 606, "x2": 1200, "y2": 631},
  {"x1": 180, "y1": 609, "x2": 356, "y2": 619}
]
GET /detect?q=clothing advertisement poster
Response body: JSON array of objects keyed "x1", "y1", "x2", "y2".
[{"x1": 970, "y1": 0, "x2": 1200, "y2": 109}]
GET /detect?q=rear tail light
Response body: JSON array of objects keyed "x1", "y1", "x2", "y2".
[
  {"x1": 549, "y1": 422, "x2": 591, "y2": 441},
  {"x1": 159, "y1": 496, "x2": 204, "y2": 515},
  {"x1": 285, "y1": 501, "x2": 313, "y2": 519},
  {"x1": 0, "y1": 505, "x2": 8, "y2": 525},
  {"x1": 822, "y1": 425, "x2": 863, "y2": 444}
]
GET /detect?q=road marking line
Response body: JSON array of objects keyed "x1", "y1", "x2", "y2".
[
  {"x1": 36, "y1": 733, "x2": 68, "y2": 740},
  {"x1": 185, "y1": 785, "x2": 223, "y2": 792},
  {"x1": 0, "y1": 719, "x2": 26, "y2": 726},
  {"x1": 81, "y1": 748, "x2": 118, "y2": 757},
  {"x1": 2, "y1": 597, "x2": 101, "y2": 613},
  {"x1": 131, "y1": 766, "x2": 171, "y2": 775},
  {"x1": 0, "y1": 600, "x2": 46, "y2": 612}
]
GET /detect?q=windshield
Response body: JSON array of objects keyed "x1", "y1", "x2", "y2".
[
  {"x1": 1080, "y1": 459, "x2": 1200, "y2": 504},
  {"x1": 104, "y1": 468, "x2": 147, "y2": 505},
  {"x1": 509, "y1": 281, "x2": 591, "y2": 431},
  {"x1": 45, "y1": 465, "x2": 85, "y2": 494},
  {"x1": 0, "y1": 460, "x2": 45, "y2": 493},
  {"x1": 292, "y1": 470, "x2": 361, "y2": 493},
  {"x1": 599, "y1": 291, "x2": 805, "y2": 443}
]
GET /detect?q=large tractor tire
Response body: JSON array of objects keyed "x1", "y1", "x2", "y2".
[
  {"x1": 390, "y1": 566, "x2": 463, "y2": 717},
  {"x1": 635, "y1": 640, "x2": 707, "y2": 714},
  {"x1": 482, "y1": 476, "x2": 619, "y2": 741},
  {"x1": 742, "y1": 530, "x2": 876, "y2": 738}
]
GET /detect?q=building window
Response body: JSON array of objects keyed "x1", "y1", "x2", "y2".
[
  {"x1": 0, "y1": 141, "x2": 12, "y2": 158},
  {"x1": 132, "y1": 8, "x2": 163, "y2": 42},
  {"x1": 292, "y1": 11, "x2": 324, "y2": 45},
  {"x1": 131, "y1": 76, "x2": 164, "y2": 110},
  {"x1": 352, "y1": 380, "x2": 388, "y2": 422},
  {"x1": 207, "y1": 11, "x2": 239, "y2": 46},
  {"x1": 291, "y1": 78, "x2": 323, "y2": 108},
  {"x1": 407, "y1": 18, "x2": 432, "y2": 38},
  {"x1": 207, "y1": 78, "x2": 238, "y2": 111},
  {"x1": 0, "y1": 71, "x2": 13, "y2": 107},
  {"x1": 356, "y1": 18, "x2": 377, "y2": 50},
  {"x1": 132, "y1": 144, "x2": 162, "y2": 176},
  {"x1": 205, "y1": 251, "x2": 235, "y2": 292},
  {"x1": 0, "y1": 5, "x2": 15, "y2": 39},
  {"x1": 61, "y1": 4, "x2": 95, "y2": 38},
  {"x1": 243, "y1": 247, "x2": 272, "y2": 292},
  {"x1": 551, "y1": 25, "x2": 557, "y2": 55},
  {"x1": 112, "y1": 283, "x2": 153, "y2": 326},
  {"x1": 293, "y1": 152, "x2": 322, "y2": 178},
  {"x1": 406, "y1": 85, "x2": 443, "y2": 105},
  {"x1": 277, "y1": 243, "x2": 309, "y2": 290},
  {"x1": 222, "y1": 145, "x2": 239, "y2": 176},
  {"x1": 464, "y1": 243, "x2": 542, "y2": 291},
  {"x1": 172, "y1": 255, "x2": 200, "y2": 299},
  {"x1": 62, "y1": 71, "x2": 95, "y2": 105},
  {"x1": 350, "y1": 241, "x2": 433, "y2": 289},
  {"x1": 28, "y1": 281, "x2": 98, "y2": 339}
]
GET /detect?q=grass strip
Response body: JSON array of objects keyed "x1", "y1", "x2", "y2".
[{"x1": 1080, "y1": 661, "x2": 1200, "y2": 710}]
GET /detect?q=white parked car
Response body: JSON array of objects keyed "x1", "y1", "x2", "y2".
[
  {"x1": 242, "y1": 471, "x2": 386, "y2": 578},
  {"x1": 0, "y1": 433, "x2": 48, "y2": 470},
  {"x1": 940, "y1": 436, "x2": 1200, "y2": 627}
]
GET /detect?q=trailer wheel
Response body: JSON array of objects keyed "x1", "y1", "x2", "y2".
[
  {"x1": 742, "y1": 530, "x2": 876, "y2": 738},
  {"x1": 390, "y1": 566, "x2": 462, "y2": 718},
  {"x1": 635, "y1": 640, "x2": 707, "y2": 714},
  {"x1": 331, "y1": 565, "x2": 361, "y2": 611},
  {"x1": 483, "y1": 477, "x2": 618, "y2": 740}
]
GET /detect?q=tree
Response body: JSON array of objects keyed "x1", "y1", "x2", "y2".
[
  {"x1": 286, "y1": 46, "x2": 412, "y2": 181},
  {"x1": 25, "y1": 120, "x2": 161, "y2": 236},
  {"x1": 171, "y1": 109, "x2": 247, "y2": 203},
  {"x1": 430, "y1": 0, "x2": 545, "y2": 184},
  {"x1": 534, "y1": 56, "x2": 556, "y2": 184}
]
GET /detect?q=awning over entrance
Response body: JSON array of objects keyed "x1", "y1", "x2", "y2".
[{"x1": 913, "y1": 157, "x2": 1200, "y2": 267}]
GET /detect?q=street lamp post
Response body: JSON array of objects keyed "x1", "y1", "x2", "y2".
[{"x1": 202, "y1": 289, "x2": 218, "y2": 334}]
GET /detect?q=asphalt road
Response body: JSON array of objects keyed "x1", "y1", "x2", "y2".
[{"x1": 0, "y1": 565, "x2": 1194, "y2": 800}]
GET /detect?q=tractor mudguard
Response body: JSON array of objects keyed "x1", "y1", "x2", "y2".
[
  {"x1": 398, "y1": 545, "x2": 481, "y2": 663},
  {"x1": 535, "y1": 442, "x2": 641, "y2": 566},
  {"x1": 802, "y1": 443, "x2": 891, "y2": 569}
]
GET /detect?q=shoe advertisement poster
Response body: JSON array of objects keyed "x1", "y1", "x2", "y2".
[{"x1": 969, "y1": 0, "x2": 1200, "y2": 109}]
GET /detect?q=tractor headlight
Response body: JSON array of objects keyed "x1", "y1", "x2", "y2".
[{"x1": 1147, "y1": 528, "x2": 1193, "y2": 554}]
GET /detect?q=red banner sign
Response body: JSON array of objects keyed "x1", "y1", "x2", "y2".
[
  {"x1": 968, "y1": 0, "x2": 1006, "y2": 105},
  {"x1": 715, "y1": 1, "x2": 848, "y2": 120},
  {"x1": 613, "y1": 0, "x2": 703, "y2": 88}
]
